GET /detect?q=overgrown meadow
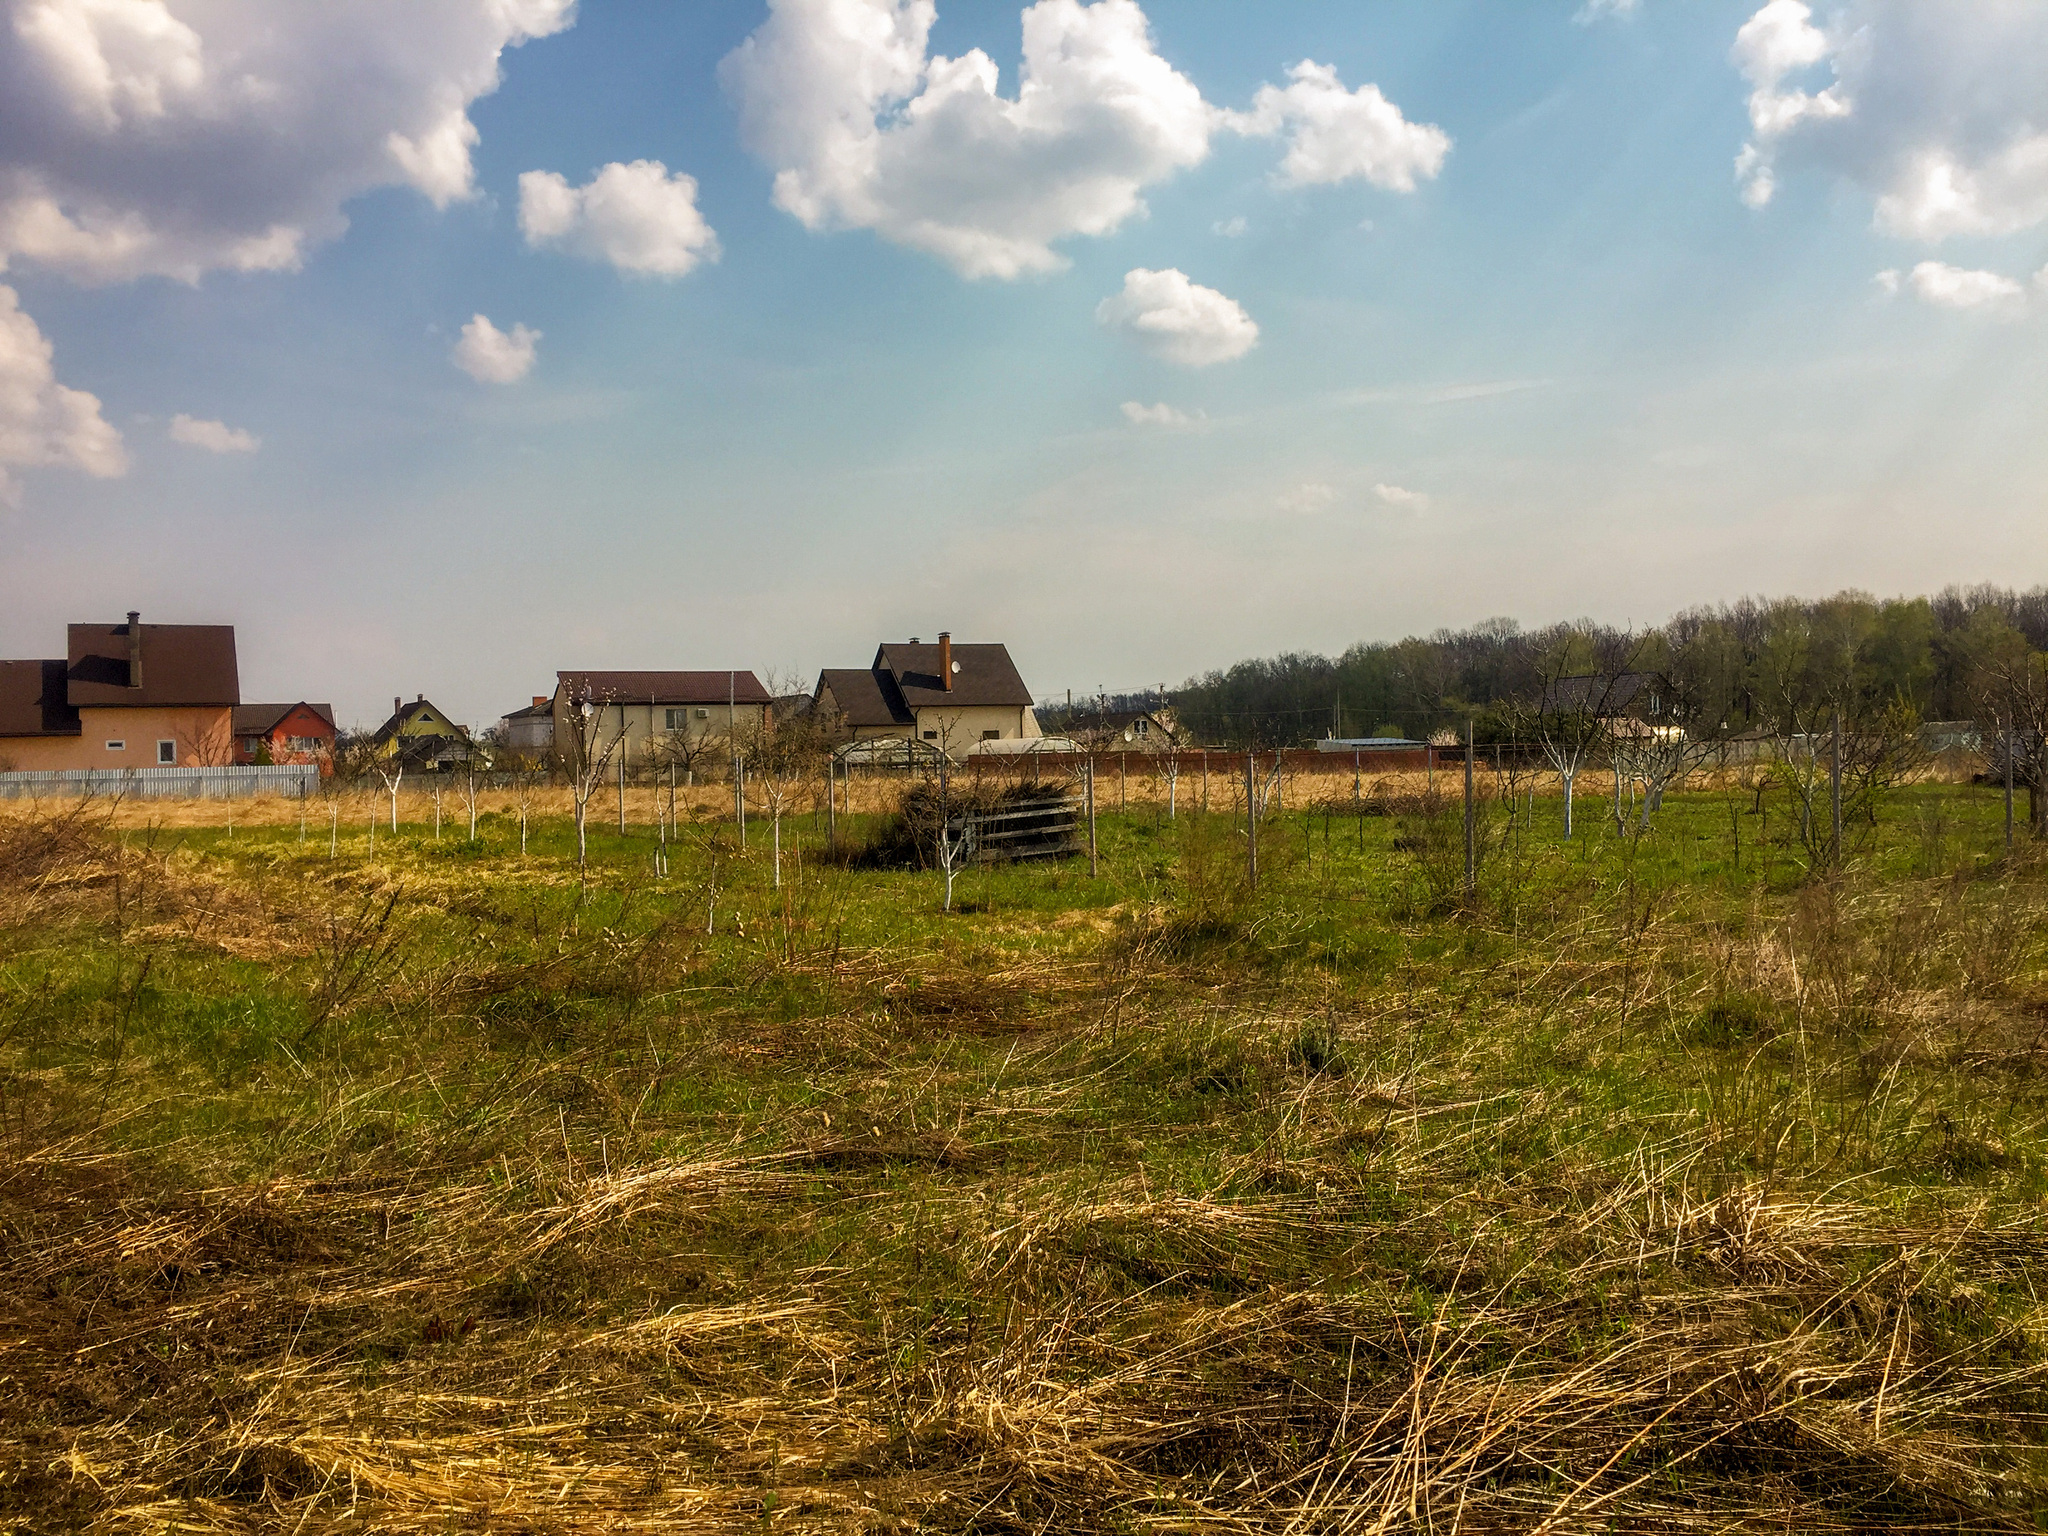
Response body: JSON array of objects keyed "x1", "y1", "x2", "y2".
[{"x1": 4, "y1": 768, "x2": 2047, "y2": 1533}]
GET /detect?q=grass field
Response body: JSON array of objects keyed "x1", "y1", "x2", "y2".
[{"x1": 3, "y1": 771, "x2": 2047, "y2": 1533}]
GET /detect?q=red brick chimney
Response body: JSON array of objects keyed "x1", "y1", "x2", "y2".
[
  {"x1": 126, "y1": 611, "x2": 142, "y2": 689},
  {"x1": 532, "y1": 696, "x2": 547, "y2": 709},
  {"x1": 939, "y1": 631, "x2": 953, "y2": 691}
]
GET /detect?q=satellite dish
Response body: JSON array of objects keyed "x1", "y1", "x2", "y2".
[{"x1": 951, "y1": 661, "x2": 961, "y2": 674}]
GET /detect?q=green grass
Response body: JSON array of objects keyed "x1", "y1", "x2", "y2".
[{"x1": 2, "y1": 780, "x2": 2047, "y2": 1532}]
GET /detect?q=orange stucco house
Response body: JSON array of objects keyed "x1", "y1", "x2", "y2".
[{"x1": 0, "y1": 613, "x2": 239, "y2": 772}]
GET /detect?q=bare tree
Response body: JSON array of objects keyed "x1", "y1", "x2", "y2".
[
  {"x1": 456, "y1": 757, "x2": 485, "y2": 842},
  {"x1": 373, "y1": 761, "x2": 403, "y2": 832},
  {"x1": 936, "y1": 810, "x2": 975, "y2": 912},
  {"x1": 1974, "y1": 645, "x2": 2048, "y2": 838},
  {"x1": 559, "y1": 685, "x2": 628, "y2": 879}
]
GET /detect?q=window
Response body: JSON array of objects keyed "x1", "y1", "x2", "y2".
[
  {"x1": 105, "y1": 740, "x2": 125, "y2": 752},
  {"x1": 287, "y1": 736, "x2": 320, "y2": 752},
  {"x1": 982, "y1": 729, "x2": 1000, "y2": 740},
  {"x1": 157, "y1": 741, "x2": 176, "y2": 764},
  {"x1": 243, "y1": 736, "x2": 261, "y2": 752},
  {"x1": 665, "y1": 708, "x2": 688, "y2": 730},
  {"x1": 922, "y1": 730, "x2": 939, "y2": 740},
  {"x1": 1133, "y1": 718, "x2": 1149, "y2": 736}
]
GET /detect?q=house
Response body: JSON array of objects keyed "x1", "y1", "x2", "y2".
[
  {"x1": 498, "y1": 697, "x2": 555, "y2": 759},
  {"x1": 551, "y1": 671, "x2": 771, "y2": 772},
  {"x1": 0, "y1": 613, "x2": 238, "y2": 771},
  {"x1": 1063, "y1": 702, "x2": 1181, "y2": 752},
  {"x1": 814, "y1": 634, "x2": 1039, "y2": 762},
  {"x1": 232, "y1": 702, "x2": 335, "y2": 766},
  {"x1": 371, "y1": 696, "x2": 474, "y2": 770}
]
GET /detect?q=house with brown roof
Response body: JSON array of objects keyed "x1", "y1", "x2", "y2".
[
  {"x1": 551, "y1": 670, "x2": 771, "y2": 772},
  {"x1": 0, "y1": 613, "x2": 238, "y2": 771},
  {"x1": 814, "y1": 634, "x2": 1040, "y2": 762},
  {"x1": 232, "y1": 702, "x2": 335, "y2": 767}
]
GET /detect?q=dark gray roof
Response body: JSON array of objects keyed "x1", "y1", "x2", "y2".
[
  {"x1": 816, "y1": 668, "x2": 910, "y2": 728},
  {"x1": 872, "y1": 642, "x2": 1033, "y2": 711}
]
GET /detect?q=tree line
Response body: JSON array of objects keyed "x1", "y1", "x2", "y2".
[{"x1": 1174, "y1": 586, "x2": 2048, "y2": 747}]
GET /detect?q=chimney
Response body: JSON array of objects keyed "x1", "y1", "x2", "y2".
[
  {"x1": 126, "y1": 611, "x2": 142, "y2": 690},
  {"x1": 939, "y1": 632, "x2": 953, "y2": 691},
  {"x1": 393, "y1": 696, "x2": 402, "y2": 719},
  {"x1": 533, "y1": 696, "x2": 547, "y2": 710}
]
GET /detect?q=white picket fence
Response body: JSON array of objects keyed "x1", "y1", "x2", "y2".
[{"x1": 0, "y1": 764, "x2": 320, "y2": 800}]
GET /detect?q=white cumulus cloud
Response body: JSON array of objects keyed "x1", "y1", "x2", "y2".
[
  {"x1": 1119, "y1": 400, "x2": 1198, "y2": 427},
  {"x1": 0, "y1": 282, "x2": 123, "y2": 502},
  {"x1": 0, "y1": 0, "x2": 575, "y2": 285},
  {"x1": 1097, "y1": 268, "x2": 1257, "y2": 367},
  {"x1": 518, "y1": 160, "x2": 719, "y2": 277},
  {"x1": 168, "y1": 413, "x2": 257, "y2": 452},
  {"x1": 720, "y1": 0, "x2": 1444, "y2": 279},
  {"x1": 1731, "y1": 1, "x2": 2048, "y2": 241},
  {"x1": 1226, "y1": 60, "x2": 1450, "y2": 191},
  {"x1": 1374, "y1": 482, "x2": 1428, "y2": 509},
  {"x1": 1902, "y1": 260, "x2": 2027, "y2": 314},
  {"x1": 451, "y1": 314, "x2": 539, "y2": 383}
]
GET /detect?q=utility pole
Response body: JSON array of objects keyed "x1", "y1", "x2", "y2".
[
  {"x1": 617, "y1": 735, "x2": 626, "y2": 834},
  {"x1": 826, "y1": 757, "x2": 837, "y2": 849},
  {"x1": 1463, "y1": 718, "x2": 1476, "y2": 899}
]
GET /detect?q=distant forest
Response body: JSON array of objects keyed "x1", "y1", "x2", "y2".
[{"x1": 1167, "y1": 586, "x2": 2048, "y2": 748}]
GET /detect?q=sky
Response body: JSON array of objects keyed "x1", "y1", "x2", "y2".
[{"x1": 1, "y1": 0, "x2": 2044, "y2": 730}]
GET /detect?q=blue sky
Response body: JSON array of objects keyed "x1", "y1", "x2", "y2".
[{"x1": 3, "y1": 0, "x2": 2044, "y2": 728}]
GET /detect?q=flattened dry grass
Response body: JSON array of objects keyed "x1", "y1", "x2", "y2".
[{"x1": 3, "y1": 796, "x2": 2048, "y2": 1533}]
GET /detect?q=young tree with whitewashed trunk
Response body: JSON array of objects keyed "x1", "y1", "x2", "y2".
[
  {"x1": 457, "y1": 758, "x2": 485, "y2": 842},
  {"x1": 560, "y1": 688, "x2": 628, "y2": 884},
  {"x1": 374, "y1": 763, "x2": 403, "y2": 832}
]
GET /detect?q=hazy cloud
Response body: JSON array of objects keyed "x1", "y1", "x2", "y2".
[
  {"x1": 168, "y1": 413, "x2": 258, "y2": 452},
  {"x1": 1374, "y1": 481, "x2": 1429, "y2": 509},
  {"x1": 1119, "y1": 400, "x2": 1198, "y2": 426},
  {"x1": 1575, "y1": 0, "x2": 1641, "y2": 21},
  {"x1": 1212, "y1": 215, "x2": 1247, "y2": 237},
  {"x1": 519, "y1": 160, "x2": 719, "y2": 277},
  {"x1": 0, "y1": 282, "x2": 123, "y2": 502},
  {"x1": 452, "y1": 314, "x2": 539, "y2": 383},
  {"x1": 1097, "y1": 268, "x2": 1258, "y2": 367},
  {"x1": 1277, "y1": 481, "x2": 1337, "y2": 514}
]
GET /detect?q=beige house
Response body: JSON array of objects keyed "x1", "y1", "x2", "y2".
[
  {"x1": 0, "y1": 614, "x2": 239, "y2": 771},
  {"x1": 552, "y1": 670, "x2": 771, "y2": 772},
  {"x1": 814, "y1": 635, "x2": 1039, "y2": 762}
]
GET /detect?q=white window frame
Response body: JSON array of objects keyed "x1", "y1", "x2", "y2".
[
  {"x1": 157, "y1": 740, "x2": 176, "y2": 764},
  {"x1": 105, "y1": 739, "x2": 126, "y2": 752}
]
